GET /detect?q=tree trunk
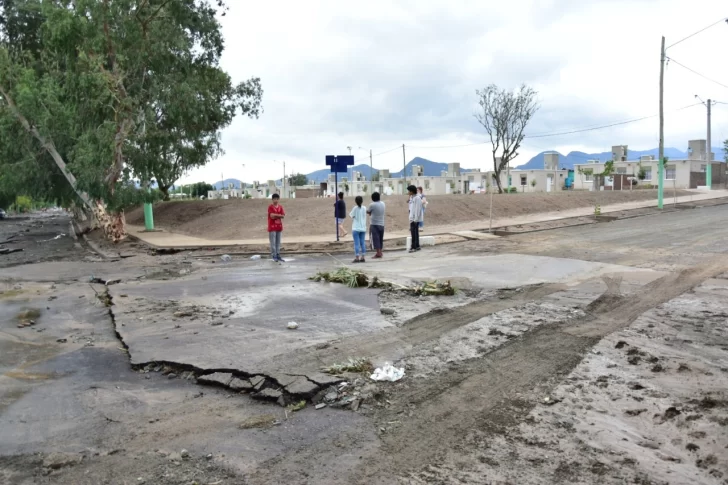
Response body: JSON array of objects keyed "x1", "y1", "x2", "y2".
[
  {"x1": 159, "y1": 185, "x2": 170, "y2": 201},
  {"x1": 493, "y1": 169, "x2": 504, "y2": 194},
  {"x1": 1, "y1": 84, "x2": 127, "y2": 242}
]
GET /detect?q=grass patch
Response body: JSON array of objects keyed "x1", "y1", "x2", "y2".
[
  {"x1": 286, "y1": 400, "x2": 307, "y2": 412},
  {"x1": 239, "y1": 414, "x2": 278, "y2": 429},
  {"x1": 311, "y1": 268, "x2": 456, "y2": 296},
  {"x1": 322, "y1": 357, "x2": 374, "y2": 375}
]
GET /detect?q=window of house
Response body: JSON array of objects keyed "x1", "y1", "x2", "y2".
[
  {"x1": 585, "y1": 173, "x2": 593, "y2": 181},
  {"x1": 468, "y1": 175, "x2": 474, "y2": 182},
  {"x1": 616, "y1": 167, "x2": 627, "y2": 174},
  {"x1": 520, "y1": 175, "x2": 527, "y2": 186},
  {"x1": 700, "y1": 164, "x2": 707, "y2": 172},
  {"x1": 424, "y1": 180, "x2": 430, "y2": 190},
  {"x1": 665, "y1": 165, "x2": 676, "y2": 180},
  {"x1": 643, "y1": 168, "x2": 652, "y2": 180}
]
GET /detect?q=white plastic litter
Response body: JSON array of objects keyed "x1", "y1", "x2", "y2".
[
  {"x1": 287, "y1": 321, "x2": 299, "y2": 330},
  {"x1": 220, "y1": 254, "x2": 232, "y2": 262},
  {"x1": 370, "y1": 363, "x2": 405, "y2": 382},
  {"x1": 250, "y1": 255, "x2": 261, "y2": 260}
]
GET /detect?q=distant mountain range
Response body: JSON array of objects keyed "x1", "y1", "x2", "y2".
[
  {"x1": 197, "y1": 147, "x2": 725, "y2": 189},
  {"x1": 517, "y1": 146, "x2": 726, "y2": 170},
  {"x1": 304, "y1": 157, "x2": 476, "y2": 183}
]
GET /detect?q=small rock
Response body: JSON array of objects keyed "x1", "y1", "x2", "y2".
[
  {"x1": 315, "y1": 403, "x2": 327, "y2": 410},
  {"x1": 380, "y1": 308, "x2": 396, "y2": 315},
  {"x1": 167, "y1": 373, "x2": 177, "y2": 379},
  {"x1": 615, "y1": 341, "x2": 628, "y2": 349},
  {"x1": 56, "y1": 338, "x2": 67, "y2": 343},
  {"x1": 287, "y1": 321, "x2": 299, "y2": 330},
  {"x1": 351, "y1": 398, "x2": 362, "y2": 411},
  {"x1": 206, "y1": 454, "x2": 213, "y2": 460},
  {"x1": 627, "y1": 356, "x2": 641, "y2": 365},
  {"x1": 686, "y1": 443, "x2": 700, "y2": 452},
  {"x1": 651, "y1": 364, "x2": 665, "y2": 373},
  {"x1": 220, "y1": 254, "x2": 232, "y2": 262},
  {"x1": 315, "y1": 342, "x2": 330, "y2": 350},
  {"x1": 180, "y1": 449, "x2": 189, "y2": 459},
  {"x1": 211, "y1": 321, "x2": 223, "y2": 326}
]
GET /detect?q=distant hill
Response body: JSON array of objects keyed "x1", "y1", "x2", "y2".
[
  {"x1": 517, "y1": 146, "x2": 726, "y2": 170},
  {"x1": 305, "y1": 157, "x2": 475, "y2": 182}
]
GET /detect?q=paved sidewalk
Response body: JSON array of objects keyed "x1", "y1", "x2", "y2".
[{"x1": 127, "y1": 190, "x2": 728, "y2": 249}]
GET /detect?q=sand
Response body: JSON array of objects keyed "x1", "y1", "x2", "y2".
[{"x1": 126, "y1": 190, "x2": 687, "y2": 240}]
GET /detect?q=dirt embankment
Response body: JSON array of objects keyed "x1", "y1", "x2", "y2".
[{"x1": 126, "y1": 190, "x2": 687, "y2": 240}]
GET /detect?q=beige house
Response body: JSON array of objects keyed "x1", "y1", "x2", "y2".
[{"x1": 572, "y1": 140, "x2": 722, "y2": 191}]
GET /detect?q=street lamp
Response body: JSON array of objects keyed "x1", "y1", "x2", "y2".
[
  {"x1": 358, "y1": 146, "x2": 374, "y2": 183},
  {"x1": 274, "y1": 160, "x2": 286, "y2": 197}
]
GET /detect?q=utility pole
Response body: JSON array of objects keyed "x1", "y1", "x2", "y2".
[
  {"x1": 369, "y1": 149, "x2": 373, "y2": 186},
  {"x1": 402, "y1": 144, "x2": 407, "y2": 193},
  {"x1": 707, "y1": 99, "x2": 712, "y2": 189},
  {"x1": 658, "y1": 36, "x2": 665, "y2": 209},
  {"x1": 283, "y1": 161, "x2": 286, "y2": 198}
]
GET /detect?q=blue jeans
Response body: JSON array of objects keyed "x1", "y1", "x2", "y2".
[{"x1": 353, "y1": 231, "x2": 366, "y2": 257}]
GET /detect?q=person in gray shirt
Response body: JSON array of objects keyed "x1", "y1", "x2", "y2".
[{"x1": 367, "y1": 191, "x2": 386, "y2": 259}]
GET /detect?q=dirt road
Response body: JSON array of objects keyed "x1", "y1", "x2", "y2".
[{"x1": 1, "y1": 204, "x2": 727, "y2": 484}]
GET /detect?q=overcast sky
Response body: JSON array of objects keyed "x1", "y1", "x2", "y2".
[{"x1": 181, "y1": 0, "x2": 728, "y2": 185}]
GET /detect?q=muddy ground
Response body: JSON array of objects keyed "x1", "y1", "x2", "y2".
[
  {"x1": 125, "y1": 189, "x2": 690, "y2": 240},
  {"x1": 1, "y1": 202, "x2": 727, "y2": 485}
]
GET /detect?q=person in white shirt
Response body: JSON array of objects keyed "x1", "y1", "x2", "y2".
[
  {"x1": 417, "y1": 186, "x2": 427, "y2": 232},
  {"x1": 349, "y1": 195, "x2": 368, "y2": 263},
  {"x1": 407, "y1": 185, "x2": 423, "y2": 253}
]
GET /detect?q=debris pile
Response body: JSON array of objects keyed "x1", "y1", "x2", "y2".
[
  {"x1": 311, "y1": 268, "x2": 455, "y2": 296},
  {"x1": 322, "y1": 357, "x2": 373, "y2": 375}
]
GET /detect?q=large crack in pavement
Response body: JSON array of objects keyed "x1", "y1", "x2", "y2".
[{"x1": 103, "y1": 281, "x2": 571, "y2": 409}]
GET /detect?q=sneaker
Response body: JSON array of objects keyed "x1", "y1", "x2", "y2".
[
  {"x1": 278, "y1": 257, "x2": 286, "y2": 263},
  {"x1": 360, "y1": 257, "x2": 366, "y2": 263},
  {"x1": 352, "y1": 258, "x2": 360, "y2": 263}
]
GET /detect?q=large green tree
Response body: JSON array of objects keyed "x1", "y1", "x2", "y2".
[{"x1": 0, "y1": 0, "x2": 262, "y2": 238}]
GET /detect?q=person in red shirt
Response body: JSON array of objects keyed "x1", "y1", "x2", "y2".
[{"x1": 267, "y1": 193, "x2": 285, "y2": 262}]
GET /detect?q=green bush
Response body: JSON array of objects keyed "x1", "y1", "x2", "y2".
[
  {"x1": 14, "y1": 195, "x2": 33, "y2": 213},
  {"x1": 507, "y1": 187, "x2": 518, "y2": 193}
]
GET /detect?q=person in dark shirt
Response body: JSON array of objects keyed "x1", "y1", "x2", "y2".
[{"x1": 335, "y1": 192, "x2": 347, "y2": 237}]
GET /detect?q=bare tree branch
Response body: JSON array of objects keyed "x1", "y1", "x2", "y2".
[{"x1": 474, "y1": 84, "x2": 539, "y2": 193}]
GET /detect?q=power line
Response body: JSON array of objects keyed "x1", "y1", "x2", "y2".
[
  {"x1": 353, "y1": 144, "x2": 401, "y2": 163},
  {"x1": 666, "y1": 17, "x2": 728, "y2": 50},
  {"x1": 667, "y1": 56, "x2": 728, "y2": 90}
]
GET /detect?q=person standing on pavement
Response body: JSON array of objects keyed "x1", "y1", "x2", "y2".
[
  {"x1": 417, "y1": 186, "x2": 427, "y2": 232},
  {"x1": 350, "y1": 196, "x2": 367, "y2": 263},
  {"x1": 267, "y1": 193, "x2": 285, "y2": 262},
  {"x1": 407, "y1": 185, "x2": 423, "y2": 253},
  {"x1": 335, "y1": 192, "x2": 347, "y2": 238},
  {"x1": 367, "y1": 191, "x2": 385, "y2": 259}
]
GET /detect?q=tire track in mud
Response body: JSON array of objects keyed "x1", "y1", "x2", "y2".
[
  {"x1": 347, "y1": 258, "x2": 728, "y2": 484},
  {"x1": 267, "y1": 283, "x2": 567, "y2": 374}
]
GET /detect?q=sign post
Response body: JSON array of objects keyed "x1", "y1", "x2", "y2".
[{"x1": 326, "y1": 155, "x2": 354, "y2": 241}]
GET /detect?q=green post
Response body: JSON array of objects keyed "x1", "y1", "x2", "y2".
[
  {"x1": 143, "y1": 202, "x2": 154, "y2": 230},
  {"x1": 706, "y1": 163, "x2": 712, "y2": 190},
  {"x1": 657, "y1": 159, "x2": 664, "y2": 209}
]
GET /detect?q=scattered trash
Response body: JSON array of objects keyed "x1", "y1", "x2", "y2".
[
  {"x1": 250, "y1": 255, "x2": 261, "y2": 260},
  {"x1": 180, "y1": 449, "x2": 189, "y2": 459},
  {"x1": 323, "y1": 358, "x2": 373, "y2": 374},
  {"x1": 315, "y1": 403, "x2": 327, "y2": 410},
  {"x1": 220, "y1": 254, "x2": 232, "y2": 262},
  {"x1": 0, "y1": 247, "x2": 23, "y2": 255},
  {"x1": 370, "y1": 363, "x2": 405, "y2": 382},
  {"x1": 56, "y1": 338, "x2": 67, "y2": 343},
  {"x1": 89, "y1": 276, "x2": 121, "y2": 286},
  {"x1": 287, "y1": 321, "x2": 299, "y2": 330}
]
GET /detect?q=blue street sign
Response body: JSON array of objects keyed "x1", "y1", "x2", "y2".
[
  {"x1": 325, "y1": 155, "x2": 355, "y2": 241},
  {"x1": 326, "y1": 155, "x2": 354, "y2": 173}
]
